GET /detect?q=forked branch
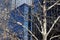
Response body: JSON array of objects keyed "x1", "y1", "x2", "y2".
[
  {"x1": 47, "y1": 16, "x2": 60, "y2": 36},
  {"x1": 36, "y1": 15, "x2": 43, "y2": 34}
]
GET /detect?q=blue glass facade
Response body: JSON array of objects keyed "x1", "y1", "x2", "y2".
[
  {"x1": 0, "y1": 0, "x2": 60, "y2": 40},
  {"x1": 33, "y1": 0, "x2": 43, "y2": 14},
  {"x1": 8, "y1": 8, "x2": 24, "y2": 40},
  {"x1": 8, "y1": 4, "x2": 31, "y2": 40}
]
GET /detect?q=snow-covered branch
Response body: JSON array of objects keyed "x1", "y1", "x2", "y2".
[
  {"x1": 47, "y1": 0, "x2": 60, "y2": 10},
  {"x1": 17, "y1": 22, "x2": 38, "y2": 40},
  {"x1": 47, "y1": 16, "x2": 60, "y2": 36},
  {"x1": 50, "y1": 35, "x2": 60, "y2": 40}
]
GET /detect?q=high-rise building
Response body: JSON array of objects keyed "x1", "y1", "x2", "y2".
[
  {"x1": 0, "y1": 0, "x2": 60, "y2": 40},
  {"x1": 8, "y1": 3, "x2": 32, "y2": 40}
]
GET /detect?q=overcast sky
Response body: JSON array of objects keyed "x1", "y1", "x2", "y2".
[
  {"x1": 11, "y1": 0, "x2": 32, "y2": 9},
  {"x1": 16, "y1": 0, "x2": 32, "y2": 6}
]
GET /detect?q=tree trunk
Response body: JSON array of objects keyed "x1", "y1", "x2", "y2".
[
  {"x1": 43, "y1": 0, "x2": 47, "y2": 40},
  {"x1": 43, "y1": 34, "x2": 47, "y2": 40}
]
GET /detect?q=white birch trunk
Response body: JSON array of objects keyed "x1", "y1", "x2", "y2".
[{"x1": 42, "y1": 0, "x2": 47, "y2": 40}]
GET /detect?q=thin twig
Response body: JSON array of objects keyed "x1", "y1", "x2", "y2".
[
  {"x1": 36, "y1": 14, "x2": 43, "y2": 34},
  {"x1": 17, "y1": 22, "x2": 38, "y2": 40},
  {"x1": 50, "y1": 35, "x2": 60, "y2": 40},
  {"x1": 47, "y1": 0, "x2": 60, "y2": 10},
  {"x1": 17, "y1": 9, "x2": 42, "y2": 34},
  {"x1": 38, "y1": 0, "x2": 43, "y2": 8}
]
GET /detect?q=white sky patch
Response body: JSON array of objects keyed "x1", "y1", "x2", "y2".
[{"x1": 11, "y1": 0, "x2": 32, "y2": 10}]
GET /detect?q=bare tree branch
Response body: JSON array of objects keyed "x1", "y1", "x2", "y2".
[
  {"x1": 47, "y1": 16, "x2": 60, "y2": 36},
  {"x1": 17, "y1": 22, "x2": 38, "y2": 40},
  {"x1": 17, "y1": 9, "x2": 43, "y2": 34},
  {"x1": 18, "y1": 8, "x2": 43, "y2": 28},
  {"x1": 12, "y1": 17, "x2": 41, "y2": 39},
  {"x1": 50, "y1": 35, "x2": 60, "y2": 40},
  {"x1": 26, "y1": 18, "x2": 42, "y2": 34},
  {"x1": 31, "y1": 14, "x2": 43, "y2": 29},
  {"x1": 38, "y1": 0, "x2": 43, "y2": 8},
  {"x1": 35, "y1": 23, "x2": 43, "y2": 34},
  {"x1": 47, "y1": 0, "x2": 60, "y2": 10},
  {"x1": 36, "y1": 14, "x2": 43, "y2": 34}
]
